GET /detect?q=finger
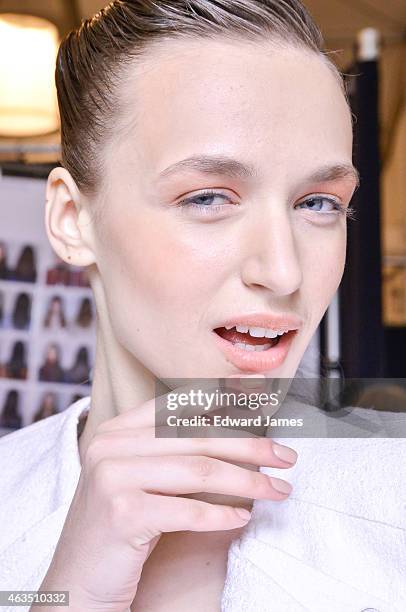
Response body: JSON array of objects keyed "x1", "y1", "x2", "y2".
[
  {"x1": 96, "y1": 455, "x2": 293, "y2": 500},
  {"x1": 97, "y1": 377, "x2": 226, "y2": 432},
  {"x1": 87, "y1": 427, "x2": 298, "y2": 468},
  {"x1": 138, "y1": 492, "x2": 253, "y2": 536},
  {"x1": 98, "y1": 375, "x2": 268, "y2": 433}
]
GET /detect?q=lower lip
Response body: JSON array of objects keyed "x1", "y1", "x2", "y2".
[{"x1": 212, "y1": 329, "x2": 297, "y2": 373}]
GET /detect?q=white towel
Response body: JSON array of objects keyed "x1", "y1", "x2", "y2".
[
  {"x1": 0, "y1": 397, "x2": 90, "y2": 612},
  {"x1": 1, "y1": 394, "x2": 405, "y2": 612},
  {"x1": 221, "y1": 398, "x2": 406, "y2": 612}
]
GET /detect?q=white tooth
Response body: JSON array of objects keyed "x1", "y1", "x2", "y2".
[
  {"x1": 234, "y1": 342, "x2": 255, "y2": 351},
  {"x1": 254, "y1": 344, "x2": 272, "y2": 351},
  {"x1": 248, "y1": 327, "x2": 267, "y2": 337},
  {"x1": 236, "y1": 324, "x2": 249, "y2": 333},
  {"x1": 264, "y1": 329, "x2": 279, "y2": 338},
  {"x1": 225, "y1": 324, "x2": 235, "y2": 330},
  {"x1": 277, "y1": 330, "x2": 288, "y2": 336}
]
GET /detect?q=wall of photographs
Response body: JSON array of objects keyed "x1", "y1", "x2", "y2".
[{"x1": 0, "y1": 175, "x2": 96, "y2": 437}]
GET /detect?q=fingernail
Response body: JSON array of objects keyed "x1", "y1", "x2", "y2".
[
  {"x1": 270, "y1": 477, "x2": 292, "y2": 495},
  {"x1": 235, "y1": 507, "x2": 251, "y2": 521},
  {"x1": 272, "y1": 443, "x2": 298, "y2": 465}
]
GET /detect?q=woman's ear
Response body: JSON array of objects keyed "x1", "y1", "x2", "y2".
[{"x1": 45, "y1": 167, "x2": 97, "y2": 267}]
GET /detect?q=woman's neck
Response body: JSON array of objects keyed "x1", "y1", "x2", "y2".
[{"x1": 78, "y1": 314, "x2": 157, "y2": 467}]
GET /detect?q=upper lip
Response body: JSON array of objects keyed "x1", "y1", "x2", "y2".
[{"x1": 214, "y1": 312, "x2": 304, "y2": 332}]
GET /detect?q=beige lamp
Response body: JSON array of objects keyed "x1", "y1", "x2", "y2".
[{"x1": 0, "y1": 13, "x2": 59, "y2": 137}]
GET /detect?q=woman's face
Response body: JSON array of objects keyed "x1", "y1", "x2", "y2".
[{"x1": 89, "y1": 38, "x2": 358, "y2": 378}]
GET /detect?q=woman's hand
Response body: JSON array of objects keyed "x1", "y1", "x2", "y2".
[{"x1": 34, "y1": 377, "x2": 297, "y2": 612}]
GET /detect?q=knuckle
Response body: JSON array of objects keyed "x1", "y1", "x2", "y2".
[
  {"x1": 246, "y1": 436, "x2": 265, "y2": 457},
  {"x1": 108, "y1": 492, "x2": 131, "y2": 523},
  {"x1": 84, "y1": 434, "x2": 110, "y2": 471},
  {"x1": 251, "y1": 470, "x2": 270, "y2": 495},
  {"x1": 108, "y1": 491, "x2": 145, "y2": 540},
  {"x1": 95, "y1": 420, "x2": 113, "y2": 434},
  {"x1": 189, "y1": 455, "x2": 216, "y2": 478},
  {"x1": 186, "y1": 501, "x2": 207, "y2": 526},
  {"x1": 91, "y1": 457, "x2": 119, "y2": 496}
]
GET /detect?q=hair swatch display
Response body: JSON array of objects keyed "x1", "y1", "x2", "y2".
[
  {"x1": 38, "y1": 342, "x2": 64, "y2": 383},
  {"x1": 46, "y1": 261, "x2": 70, "y2": 286},
  {"x1": 65, "y1": 346, "x2": 91, "y2": 384},
  {"x1": 46, "y1": 260, "x2": 90, "y2": 288},
  {"x1": 32, "y1": 391, "x2": 59, "y2": 423},
  {"x1": 13, "y1": 245, "x2": 37, "y2": 283},
  {"x1": 5, "y1": 341, "x2": 27, "y2": 380},
  {"x1": 0, "y1": 238, "x2": 96, "y2": 426},
  {"x1": 75, "y1": 297, "x2": 94, "y2": 328},
  {"x1": 0, "y1": 390, "x2": 22, "y2": 429},
  {"x1": 12, "y1": 292, "x2": 32, "y2": 330},
  {"x1": 43, "y1": 295, "x2": 67, "y2": 329}
]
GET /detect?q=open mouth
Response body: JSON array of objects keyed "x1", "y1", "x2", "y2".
[
  {"x1": 213, "y1": 326, "x2": 290, "y2": 351},
  {"x1": 212, "y1": 325, "x2": 298, "y2": 372}
]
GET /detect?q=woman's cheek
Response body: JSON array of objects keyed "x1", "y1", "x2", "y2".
[
  {"x1": 142, "y1": 224, "x2": 227, "y2": 305},
  {"x1": 110, "y1": 227, "x2": 212, "y2": 333},
  {"x1": 303, "y1": 229, "x2": 346, "y2": 309}
]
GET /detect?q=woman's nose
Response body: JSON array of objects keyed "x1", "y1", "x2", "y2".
[{"x1": 240, "y1": 209, "x2": 302, "y2": 296}]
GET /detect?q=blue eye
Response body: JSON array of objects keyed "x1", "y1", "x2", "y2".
[
  {"x1": 176, "y1": 190, "x2": 237, "y2": 214},
  {"x1": 176, "y1": 190, "x2": 356, "y2": 219},
  {"x1": 295, "y1": 196, "x2": 344, "y2": 214},
  {"x1": 296, "y1": 196, "x2": 356, "y2": 219}
]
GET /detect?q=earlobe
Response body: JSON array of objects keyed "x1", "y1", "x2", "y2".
[{"x1": 45, "y1": 167, "x2": 97, "y2": 267}]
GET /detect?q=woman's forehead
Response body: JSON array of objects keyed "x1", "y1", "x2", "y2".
[{"x1": 115, "y1": 38, "x2": 352, "y2": 176}]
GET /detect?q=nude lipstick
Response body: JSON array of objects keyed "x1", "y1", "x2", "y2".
[{"x1": 212, "y1": 312, "x2": 303, "y2": 373}]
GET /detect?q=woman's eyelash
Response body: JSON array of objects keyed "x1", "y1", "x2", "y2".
[
  {"x1": 296, "y1": 197, "x2": 357, "y2": 220},
  {"x1": 175, "y1": 190, "x2": 235, "y2": 213},
  {"x1": 175, "y1": 190, "x2": 357, "y2": 220}
]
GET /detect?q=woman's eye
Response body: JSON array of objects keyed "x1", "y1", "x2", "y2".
[
  {"x1": 175, "y1": 191, "x2": 355, "y2": 220},
  {"x1": 295, "y1": 196, "x2": 346, "y2": 214},
  {"x1": 176, "y1": 190, "x2": 237, "y2": 213}
]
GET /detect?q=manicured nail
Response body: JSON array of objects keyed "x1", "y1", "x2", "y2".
[
  {"x1": 270, "y1": 477, "x2": 292, "y2": 495},
  {"x1": 235, "y1": 507, "x2": 251, "y2": 521},
  {"x1": 272, "y1": 442, "x2": 298, "y2": 465}
]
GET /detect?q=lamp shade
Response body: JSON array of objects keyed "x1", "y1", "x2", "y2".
[{"x1": 0, "y1": 13, "x2": 59, "y2": 137}]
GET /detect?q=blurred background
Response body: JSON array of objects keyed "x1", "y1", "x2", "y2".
[{"x1": 0, "y1": 1, "x2": 405, "y2": 432}]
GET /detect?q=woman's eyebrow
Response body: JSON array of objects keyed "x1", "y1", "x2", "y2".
[
  {"x1": 306, "y1": 163, "x2": 360, "y2": 189},
  {"x1": 157, "y1": 154, "x2": 259, "y2": 180},
  {"x1": 157, "y1": 154, "x2": 360, "y2": 188}
]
